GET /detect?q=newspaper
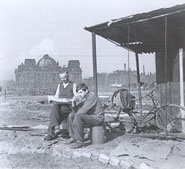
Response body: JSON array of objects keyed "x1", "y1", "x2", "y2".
[{"x1": 48, "y1": 95, "x2": 72, "y2": 104}]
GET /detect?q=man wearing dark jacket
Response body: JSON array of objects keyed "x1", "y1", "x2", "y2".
[
  {"x1": 44, "y1": 71, "x2": 76, "y2": 141},
  {"x1": 65, "y1": 83, "x2": 104, "y2": 148}
]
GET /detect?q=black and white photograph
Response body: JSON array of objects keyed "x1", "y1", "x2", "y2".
[{"x1": 0, "y1": 0, "x2": 185, "y2": 168}]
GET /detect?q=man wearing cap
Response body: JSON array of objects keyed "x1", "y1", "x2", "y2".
[{"x1": 44, "y1": 71, "x2": 76, "y2": 141}]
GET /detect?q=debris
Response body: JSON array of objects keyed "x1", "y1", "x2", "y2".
[
  {"x1": 36, "y1": 144, "x2": 43, "y2": 149},
  {"x1": 165, "y1": 145, "x2": 175, "y2": 160},
  {"x1": 135, "y1": 133, "x2": 185, "y2": 140},
  {"x1": 109, "y1": 156, "x2": 120, "y2": 166},
  {"x1": 32, "y1": 116, "x2": 49, "y2": 122},
  {"x1": 0, "y1": 125, "x2": 32, "y2": 131},
  {"x1": 0, "y1": 124, "x2": 48, "y2": 132},
  {"x1": 98, "y1": 154, "x2": 110, "y2": 164},
  {"x1": 120, "y1": 160, "x2": 133, "y2": 168},
  {"x1": 140, "y1": 163, "x2": 154, "y2": 169},
  {"x1": 30, "y1": 132, "x2": 46, "y2": 136},
  {"x1": 2, "y1": 125, "x2": 29, "y2": 128},
  {"x1": 47, "y1": 140, "x2": 58, "y2": 146},
  {"x1": 31, "y1": 124, "x2": 48, "y2": 130},
  {"x1": 81, "y1": 152, "x2": 92, "y2": 159}
]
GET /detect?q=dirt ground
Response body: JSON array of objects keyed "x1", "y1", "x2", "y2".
[
  {"x1": 0, "y1": 95, "x2": 185, "y2": 169},
  {"x1": 0, "y1": 96, "x2": 121, "y2": 169}
]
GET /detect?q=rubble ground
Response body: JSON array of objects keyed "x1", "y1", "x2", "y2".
[{"x1": 0, "y1": 95, "x2": 185, "y2": 169}]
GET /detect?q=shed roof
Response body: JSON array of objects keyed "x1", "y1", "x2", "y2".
[{"x1": 85, "y1": 4, "x2": 185, "y2": 54}]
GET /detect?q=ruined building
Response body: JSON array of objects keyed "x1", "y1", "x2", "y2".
[{"x1": 15, "y1": 54, "x2": 82, "y2": 95}]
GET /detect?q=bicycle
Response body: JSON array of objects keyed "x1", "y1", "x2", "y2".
[{"x1": 103, "y1": 87, "x2": 185, "y2": 135}]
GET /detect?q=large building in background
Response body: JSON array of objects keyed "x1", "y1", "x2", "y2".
[{"x1": 15, "y1": 54, "x2": 82, "y2": 95}]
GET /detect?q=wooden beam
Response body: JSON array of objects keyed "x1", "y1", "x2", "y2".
[
  {"x1": 91, "y1": 33, "x2": 104, "y2": 144},
  {"x1": 179, "y1": 48, "x2": 185, "y2": 133},
  {"x1": 135, "y1": 53, "x2": 142, "y2": 115},
  {"x1": 164, "y1": 16, "x2": 168, "y2": 135},
  {"x1": 92, "y1": 33, "x2": 98, "y2": 96}
]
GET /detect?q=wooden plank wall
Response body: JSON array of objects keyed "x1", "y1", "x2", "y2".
[{"x1": 156, "y1": 50, "x2": 185, "y2": 105}]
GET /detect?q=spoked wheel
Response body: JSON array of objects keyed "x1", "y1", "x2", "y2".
[
  {"x1": 156, "y1": 105, "x2": 183, "y2": 133},
  {"x1": 104, "y1": 108, "x2": 137, "y2": 133},
  {"x1": 120, "y1": 110, "x2": 138, "y2": 133}
]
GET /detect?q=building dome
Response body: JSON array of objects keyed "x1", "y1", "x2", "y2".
[{"x1": 37, "y1": 54, "x2": 57, "y2": 67}]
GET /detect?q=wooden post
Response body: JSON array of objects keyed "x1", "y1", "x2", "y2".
[
  {"x1": 164, "y1": 16, "x2": 168, "y2": 106},
  {"x1": 179, "y1": 48, "x2": 185, "y2": 133},
  {"x1": 135, "y1": 53, "x2": 142, "y2": 115},
  {"x1": 92, "y1": 33, "x2": 98, "y2": 96},
  {"x1": 91, "y1": 33, "x2": 104, "y2": 144},
  {"x1": 164, "y1": 16, "x2": 168, "y2": 135}
]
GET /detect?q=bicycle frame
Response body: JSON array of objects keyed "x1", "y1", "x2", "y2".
[
  {"x1": 137, "y1": 89, "x2": 185, "y2": 132},
  {"x1": 136, "y1": 89, "x2": 160, "y2": 123},
  {"x1": 104, "y1": 87, "x2": 185, "y2": 133}
]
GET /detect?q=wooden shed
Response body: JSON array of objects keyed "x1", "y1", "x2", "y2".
[{"x1": 85, "y1": 4, "x2": 185, "y2": 132}]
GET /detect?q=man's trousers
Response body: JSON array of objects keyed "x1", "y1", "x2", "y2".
[
  {"x1": 68, "y1": 112, "x2": 102, "y2": 141},
  {"x1": 47, "y1": 103, "x2": 71, "y2": 138}
]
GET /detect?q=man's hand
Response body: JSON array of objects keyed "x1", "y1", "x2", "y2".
[
  {"x1": 72, "y1": 95, "x2": 85, "y2": 108},
  {"x1": 72, "y1": 95, "x2": 80, "y2": 107},
  {"x1": 72, "y1": 95, "x2": 81, "y2": 102}
]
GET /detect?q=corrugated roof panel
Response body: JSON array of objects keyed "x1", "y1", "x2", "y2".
[{"x1": 85, "y1": 4, "x2": 185, "y2": 53}]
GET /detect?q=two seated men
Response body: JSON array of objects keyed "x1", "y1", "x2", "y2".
[{"x1": 45, "y1": 72, "x2": 104, "y2": 149}]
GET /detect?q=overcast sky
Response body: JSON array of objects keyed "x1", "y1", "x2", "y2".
[{"x1": 0, "y1": 0, "x2": 185, "y2": 81}]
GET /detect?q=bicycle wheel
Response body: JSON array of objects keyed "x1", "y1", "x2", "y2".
[
  {"x1": 120, "y1": 110, "x2": 138, "y2": 133},
  {"x1": 104, "y1": 108, "x2": 137, "y2": 133},
  {"x1": 156, "y1": 105, "x2": 183, "y2": 133}
]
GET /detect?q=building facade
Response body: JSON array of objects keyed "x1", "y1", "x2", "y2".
[
  {"x1": 15, "y1": 54, "x2": 82, "y2": 95},
  {"x1": 83, "y1": 67, "x2": 156, "y2": 93}
]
